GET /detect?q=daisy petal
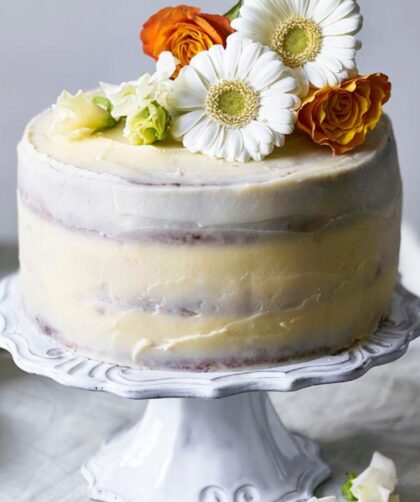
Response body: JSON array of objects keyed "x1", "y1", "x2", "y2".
[
  {"x1": 322, "y1": 14, "x2": 363, "y2": 36},
  {"x1": 259, "y1": 107, "x2": 296, "y2": 126},
  {"x1": 260, "y1": 92, "x2": 300, "y2": 110},
  {"x1": 265, "y1": 120, "x2": 295, "y2": 135},
  {"x1": 319, "y1": 0, "x2": 360, "y2": 28},
  {"x1": 310, "y1": 0, "x2": 343, "y2": 24},
  {"x1": 185, "y1": 117, "x2": 220, "y2": 153},
  {"x1": 225, "y1": 129, "x2": 244, "y2": 162},
  {"x1": 290, "y1": 67, "x2": 310, "y2": 97},
  {"x1": 237, "y1": 41, "x2": 266, "y2": 80},
  {"x1": 304, "y1": 61, "x2": 329, "y2": 88},
  {"x1": 243, "y1": 0, "x2": 292, "y2": 19},
  {"x1": 172, "y1": 67, "x2": 208, "y2": 110},
  {"x1": 247, "y1": 120, "x2": 274, "y2": 144},
  {"x1": 224, "y1": 38, "x2": 244, "y2": 79},
  {"x1": 323, "y1": 34, "x2": 359, "y2": 49},
  {"x1": 205, "y1": 126, "x2": 226, "y2": 159},
  {"x1": 288, "y1": 0, "x2": 310, "y2": 16},
  {"x1": 315, "y1": 54, "x2": 344, "y2": 74},
  {"x1": 272, "y1": 131, "x2": 286, "y2": 148},
  {"x1": 172, "y1": 111, "x2": 205, "y2": 139},
  {"x1": 190, "y1": 50, "x2": 220, "y2": 86}
]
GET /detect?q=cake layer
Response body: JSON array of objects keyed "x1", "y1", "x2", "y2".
[
  {"x1": 17, "y1": 110, "x2": 402, "y2": 369},
  {"x1": 19, "y1": 112, "x2": 399, "y2": 234}
]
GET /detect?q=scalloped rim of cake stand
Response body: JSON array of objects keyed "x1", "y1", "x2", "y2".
[{"x1": 0, "y1": 273, "x2": 419, "y2": 400}]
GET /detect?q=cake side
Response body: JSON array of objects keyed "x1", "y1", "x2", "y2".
[{"x1": 17, "y1": 112, "x2": 402, "y2": 369}]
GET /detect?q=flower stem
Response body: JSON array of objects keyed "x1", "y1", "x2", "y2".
[{"x1": 224, "y1": 0, "x2": 242, "y2": 21}]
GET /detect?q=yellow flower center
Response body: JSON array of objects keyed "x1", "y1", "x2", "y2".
[
  {"x1": 271, "y1": 16, "x2": 322, "y2": 68},
  {"x1": 205, "y1": 80, "x2": 260, "y2": 128}
]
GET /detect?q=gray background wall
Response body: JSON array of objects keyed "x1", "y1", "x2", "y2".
[{"x1": 0, "y1": 0, "x2": 419, "y2": 242}]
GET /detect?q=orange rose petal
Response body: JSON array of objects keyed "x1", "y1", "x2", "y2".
[
  {"x1": 297, "y1": 73, "x2": 391, "y2": 155},
  {"x1": 141, "y1": 5, "x2": 233, "y2": 68}
]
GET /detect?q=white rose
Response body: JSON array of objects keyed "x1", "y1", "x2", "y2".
[
  {"x1": 350, "y1": 452, "x2": 398, "y2": 502},
  {"x1": 52, "y1": 91, "x2": 115, "y2": 140}
]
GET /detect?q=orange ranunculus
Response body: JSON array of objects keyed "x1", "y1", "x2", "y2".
[
  {"x1": 141, "y1": 5, "x2": 234, "y2": 73},
  {"x1": 297, "y1": 74, "x2": 392, "y2": 155}
]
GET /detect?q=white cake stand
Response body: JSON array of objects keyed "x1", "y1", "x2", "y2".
[{"x1": 1, "y1": 274, "x2": 419, "y2": 502}]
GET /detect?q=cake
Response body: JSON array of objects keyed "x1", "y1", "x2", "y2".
[{"x1": 17, "y1": 0, "x2": 402, "y2": 369}]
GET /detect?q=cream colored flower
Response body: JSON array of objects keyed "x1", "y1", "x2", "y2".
[
  {"x1": 124, "y1": 101, "x2": 171, "y2": 145},
  {"x1": 231, "y1": 0, "x2": 363, "y2": 96},
  {"x1": 351, "y1": 452, "x2": 398, "y2": 502},
  {"x1": 52, "y1": 91, "x2": 116, "y2": 140},
  {"x1": 170, "y1": 37, "x2": 300, "y2": 162},
  {"x1": 100, "y1": 51, "x2": 178, "y2": 120}
]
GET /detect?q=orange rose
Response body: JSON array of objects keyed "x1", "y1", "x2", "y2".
[
  {"x1": 141, "y1": 6, "x2": 234, "y2": 74},
  {"x1": 297, "y1": 74, "x2": 391, "y2": 155}
]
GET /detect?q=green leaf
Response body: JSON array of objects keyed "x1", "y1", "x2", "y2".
[
  {"x1": 341, "y1": 472, "x2": 358, "y2": 501},
  {"x1": 224, "y1": 0, "x2": 242, "y2": 21},
  {"x1": 92, "y1": 96, "x2": 113, "y2": 113}
]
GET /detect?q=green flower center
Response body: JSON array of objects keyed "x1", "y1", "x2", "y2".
[
  {"x1": 205, "y1": 80, "x2": 260, "y2": 128},
  {"x1": 271, "y1": 16, "x2": 322, "y2": 68}
]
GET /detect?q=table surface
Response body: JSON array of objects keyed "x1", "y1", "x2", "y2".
[{"x1": 0, "y1": 245, "x2": 419, "y2": 502}]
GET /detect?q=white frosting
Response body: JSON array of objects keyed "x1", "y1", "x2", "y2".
[
  {"x1": 18, "y1": 110, "x2": 400, "y2": 235},
  {"x1": 17, "y1": 108, "x2": 402, "y2": 368}
]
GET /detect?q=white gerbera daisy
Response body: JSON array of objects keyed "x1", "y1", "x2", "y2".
[
  {"x1": 231, "y1": 0, "x2": 363, "y2": 96},
  {"x1": 170, "y1": 38, "x2": 300, "y2": 162}
]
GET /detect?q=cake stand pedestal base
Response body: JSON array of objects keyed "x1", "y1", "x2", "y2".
[
  {"x1": 2, "y1": 274, "x2": 419, "y2": 502},
  {"x1": 82, "y1": 391, "x2": 329, "y2": 502}
]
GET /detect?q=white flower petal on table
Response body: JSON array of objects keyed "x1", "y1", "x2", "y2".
[
  {"x1": 351, "y1": 452, "x2": 398, "y2": 502},
  {"x1": 172, "y1": 110, "x2": 206, "y2": 139}
]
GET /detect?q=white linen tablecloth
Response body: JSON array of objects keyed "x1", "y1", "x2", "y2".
[{"x1": 0, "y1": 225, "x2": 419, "y2": 502}]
